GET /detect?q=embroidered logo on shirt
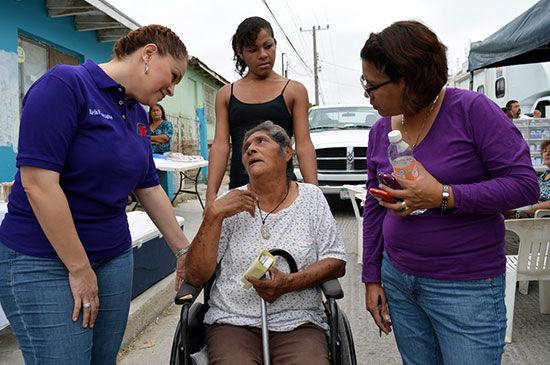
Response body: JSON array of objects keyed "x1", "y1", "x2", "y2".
[
  {"x1": 88, "y1": 108, "x2": 113, "y2": 120},
  {"x1": 136, "y1": 122, "x2": 150, "y2": 137}
]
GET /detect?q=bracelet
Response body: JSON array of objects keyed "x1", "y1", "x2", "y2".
[
  {"x1": 175, "y1": 245, "x2": 190, "y2": 259},
  {"x1": 441, "y1": 185, "x2": 450, "y2": 213}
]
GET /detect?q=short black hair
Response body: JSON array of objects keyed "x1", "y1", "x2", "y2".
[
  {"x1": 506, "y1": 100, "x2": 518, "y2": 108},
  {"x1": 360, "y1": 21, "x2": 447, "y2": 114},
  {"x1": 148, "y1": 104, "x2": 166, "y2": 124}
]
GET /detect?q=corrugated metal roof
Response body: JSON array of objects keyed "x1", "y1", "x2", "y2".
[
  {"x1": 44, "y1": 1, "x2": 230, "y2": 86},
  {"x1": 45, "y1": 0, "x2": 141, "y2": 42},
  {"x1": 188, "y1": 56, "x2": 229, "y2": 86}
]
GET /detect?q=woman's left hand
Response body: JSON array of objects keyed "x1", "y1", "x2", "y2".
[
  {"x1": 379, "y1": 161, "x2": 443, "y2": 216},
  {"x1": 246, "y1": 266, "x2": 288, "y2": 303}
]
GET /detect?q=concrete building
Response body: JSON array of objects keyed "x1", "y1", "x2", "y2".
[
  {"x1": 161, "y1": 56, "x2": 228, "y2": 161},
  {"x1": 0, "y1": 0, "x2": 228, "y2": 183},
  {"x1": 0, "y1": 0, "x2": 141, "y2": 182}
]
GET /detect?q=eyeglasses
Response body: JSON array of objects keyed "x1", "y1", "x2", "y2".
[{"x1": 360, "y1": 75, "x2": 398, "y2": 97}]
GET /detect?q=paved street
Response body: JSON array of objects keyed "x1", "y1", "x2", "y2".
[
  {"x1": 2, "y1": 193, "x2": 549, "y2": 364},
  {"x1": 118, "y1": 194, "x2": 550, "y2": 364}
]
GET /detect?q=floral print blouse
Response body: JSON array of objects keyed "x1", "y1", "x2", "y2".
[{"x1": 151, "y1": 119, "x2": 173, "y2": 154}]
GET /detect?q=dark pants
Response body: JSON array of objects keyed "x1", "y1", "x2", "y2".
[{"x1": 206, "y1": 323, "x2": 329, "y2": 365}]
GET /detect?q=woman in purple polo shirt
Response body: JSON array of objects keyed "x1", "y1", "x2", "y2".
[
  {"x1": 0, "y1": 25, "x2": 191, "y2": 364},
  {"x1": 360, "y1": 21, "x2": 539, "y2": 363}
]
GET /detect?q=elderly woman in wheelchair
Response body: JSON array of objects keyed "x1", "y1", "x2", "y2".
[{"x1": 184, "y1": 121, "x2": 347, "y2": 364}]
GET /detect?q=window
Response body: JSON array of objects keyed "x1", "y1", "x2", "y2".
[
  {"x1": 18, "y1": 35, "x2": 80, "y2": 105},
  {"x1": 495, "y1": 77, "x2": 505, "y2": 99},
  {"x1": 535, "y1": 100, "x2": 550, "y2": 118},
  {"x1": 203, "y1": 83, "x2": 216, "y2": 126},
  {"x1": 476, "y1": 85, "x2": 485, "y2": 95}
]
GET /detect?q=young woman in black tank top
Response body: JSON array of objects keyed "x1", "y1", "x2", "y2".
[{"x1": 206, "y1": 16, "x2": 318, "y2": 206}]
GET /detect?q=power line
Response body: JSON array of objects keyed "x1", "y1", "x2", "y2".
[
  {"x1": 287, "y1": 63, "x2": 310, "y2": 77},
  {"x1": 283, "y1": 0, "x2": 309, "y2": 59},
  {"x1": 300, "y1": 25, "x2": 329, "y2": 105},
  {"x1": 260, "y1": 0, "x2": 309, "y2": 73},
  {"x1": 321, "y1": 0, "x2": 342, "y2": 104},
  {"x1": 322, "y1": 60, "x2": 361, "y2": 73}
]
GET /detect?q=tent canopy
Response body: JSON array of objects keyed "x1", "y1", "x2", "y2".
[{"x1": 467, "y1": 0, "x2": 550, "y2": 72}]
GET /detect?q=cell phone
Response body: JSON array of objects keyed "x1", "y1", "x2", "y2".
[
  {"x1": 376, "y1": 171, "x2": 401, "y2": 190},
  {"x1": 368, "y1": 188, "x2": 397, "y2": 204}
]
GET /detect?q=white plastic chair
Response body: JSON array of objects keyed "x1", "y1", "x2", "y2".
[
  {"x1": 504, "y1": 219, "x2": 550, "y2": 343},
  {"x1": 343, "y1": 185, "x2": 366, "y2": 264},
  {"x1": 513, "y1": 210, "x2": 550, "y2": 294}
]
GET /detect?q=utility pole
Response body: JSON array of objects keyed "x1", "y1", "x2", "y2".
[
  {"x1": 281, "y1": 52, "x2": 287, "y2": 77},
  {"x1": 300, "y1": 25, "x2": 329, "y2": 105}
]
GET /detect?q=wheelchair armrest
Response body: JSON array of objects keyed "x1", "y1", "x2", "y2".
[
  {"x1": 321, "y1": 278, "x2": 344, "y2": 300},
  {"x1": 175, "y1": 281, "x2": 204, "y2": 305}
]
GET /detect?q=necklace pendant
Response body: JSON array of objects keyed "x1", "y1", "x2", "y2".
[{"x1": 261, "y1": 225, "x2": 271, "y2": 239}]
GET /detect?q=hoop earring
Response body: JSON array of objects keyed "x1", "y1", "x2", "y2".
[{"x1": 144, "y1": 64, "x2": 149, "y2": 74}]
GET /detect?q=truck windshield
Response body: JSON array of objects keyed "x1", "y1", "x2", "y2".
[{"x1": 309, "y1": 107, "x2": 380, "y2": 131}]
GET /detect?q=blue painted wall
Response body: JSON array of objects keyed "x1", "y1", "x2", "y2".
[{"x1": 0, "y1": 0, "x2": 116, "y2": 181}]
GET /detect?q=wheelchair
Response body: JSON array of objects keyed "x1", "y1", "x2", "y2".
[{"x1": 170, "y1": 249, "x2": 356, "y2": 365}]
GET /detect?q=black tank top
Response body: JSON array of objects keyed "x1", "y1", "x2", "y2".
[{"x1": 228, "y1": 80, "x2": 294, "y2": 189}]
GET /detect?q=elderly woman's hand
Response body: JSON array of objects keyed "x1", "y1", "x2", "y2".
[
  {"x1": 246, "y1": 266, "x2": 289, "y2": 303},
  {"x1": 379, "y1": 161, "x2": 444, "y2": 216},
  {"x1": 206, "y1": 189, "x2": 256, "y2": 219}
]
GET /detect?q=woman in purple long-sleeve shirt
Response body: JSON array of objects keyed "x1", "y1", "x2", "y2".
[{"x1": 360, "y1": 21, "x2": 539, "y2": 364}]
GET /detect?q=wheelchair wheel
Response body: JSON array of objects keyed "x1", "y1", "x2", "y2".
[
  {"x1": 170, "y1": 301, "x2": 209, "y2": 365},
  {"x1": 337, "y1": 309, "x2": 356, "y2": 365},
  {"x1": 170, "y1": 320, "x2": 184, "y2": 365}
]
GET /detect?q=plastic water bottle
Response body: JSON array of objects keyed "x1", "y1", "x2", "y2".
[
  {"x1": 387, "y1": 130, "x2": 425, "y2": 214},
  {"x1": 387, "y1": 130, "x2": 419, "y2": 180}
]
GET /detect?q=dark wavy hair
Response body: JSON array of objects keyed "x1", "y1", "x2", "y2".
[
  {"x1": 148, "y1": 104, "x2": 166, "y2": 124},
  {"x1": 231, "y1": 17, "x2": 276, "y2": 76},
  {"x1": 114, "y1": 24, "x2": 188, "y2": 61},
  {"x1": 242, "y1": 121, "x2": 293, "y2": 182},
  {"x1": 360, "y1": 20, "x2": 448, "y2": 114}
]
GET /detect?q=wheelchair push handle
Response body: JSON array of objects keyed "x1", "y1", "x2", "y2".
[
  {"x1": 268, "y1": 249, "x2": 344, "y2": 299},
  {"x1": 268, "y1": 249, "x2": 298, "y2": 274}
]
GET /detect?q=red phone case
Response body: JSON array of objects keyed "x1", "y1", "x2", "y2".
[{"x1": 368, "y1": 188, "x2": 397, "y2": 203}]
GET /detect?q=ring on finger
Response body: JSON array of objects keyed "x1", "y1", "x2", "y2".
[
  {"x1": 83, "y1": 303, "x2": 91, "y2": 309},
  {"x1": 401, "y1": 201, "x2": 408, "y2": 210}
]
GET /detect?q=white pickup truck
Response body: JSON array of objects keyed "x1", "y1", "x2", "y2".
[{"x1": 294, "y1": 104, "x2": 381, "y2": 194}]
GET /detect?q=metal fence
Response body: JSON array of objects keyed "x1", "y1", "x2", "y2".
[{"x1": 166, "y1": 112, "x2": 201, "y2": 156}]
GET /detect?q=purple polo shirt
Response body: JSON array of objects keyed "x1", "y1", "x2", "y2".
[
  {"x1": 0, "y1": 60, "x2": 160, "y2": 262},
  {"x1": 362, "y1": 88, "x2": 539, "y2": 282}
]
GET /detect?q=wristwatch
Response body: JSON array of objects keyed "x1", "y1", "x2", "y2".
[
  {"x1": 441, "y1": 185, "x2": 450, "y2": 213},
  {"x1": 175, "y1": 245, "x2": 191, "y2": 259}
]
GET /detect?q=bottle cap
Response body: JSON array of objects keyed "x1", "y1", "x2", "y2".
[{"x1": 388, "y1": 130, "x2": 402, "y2": 144}]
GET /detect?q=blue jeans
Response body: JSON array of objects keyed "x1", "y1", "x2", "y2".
[
  {"x1": 0, "y1": 242, "x2": 133, "y2": 365},
  {"x1": 381, "y1": 252, "x2": 506, "y2": 365}
]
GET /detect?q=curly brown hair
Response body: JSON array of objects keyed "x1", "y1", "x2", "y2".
[
  {"x1": 541, "y1": 140, "x2": 550, "y2": 155},
  {"x1": 360, "y1": 21, "x2": 448, "y2": 115},
  {"x1": 114, "y1": 24, "x2": 188, "y2": 60}
]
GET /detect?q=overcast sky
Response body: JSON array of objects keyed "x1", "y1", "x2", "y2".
[{"x1": 107, "y1": 0, "x2": 539, "y2": 105}]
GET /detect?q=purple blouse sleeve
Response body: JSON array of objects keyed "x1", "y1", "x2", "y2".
[
  {"x1": 450, "y1": 96, "x2": 540, "y2": 214},
  {"x1": 362, "y1": 120, "x2": 388, "y2": 283}
]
